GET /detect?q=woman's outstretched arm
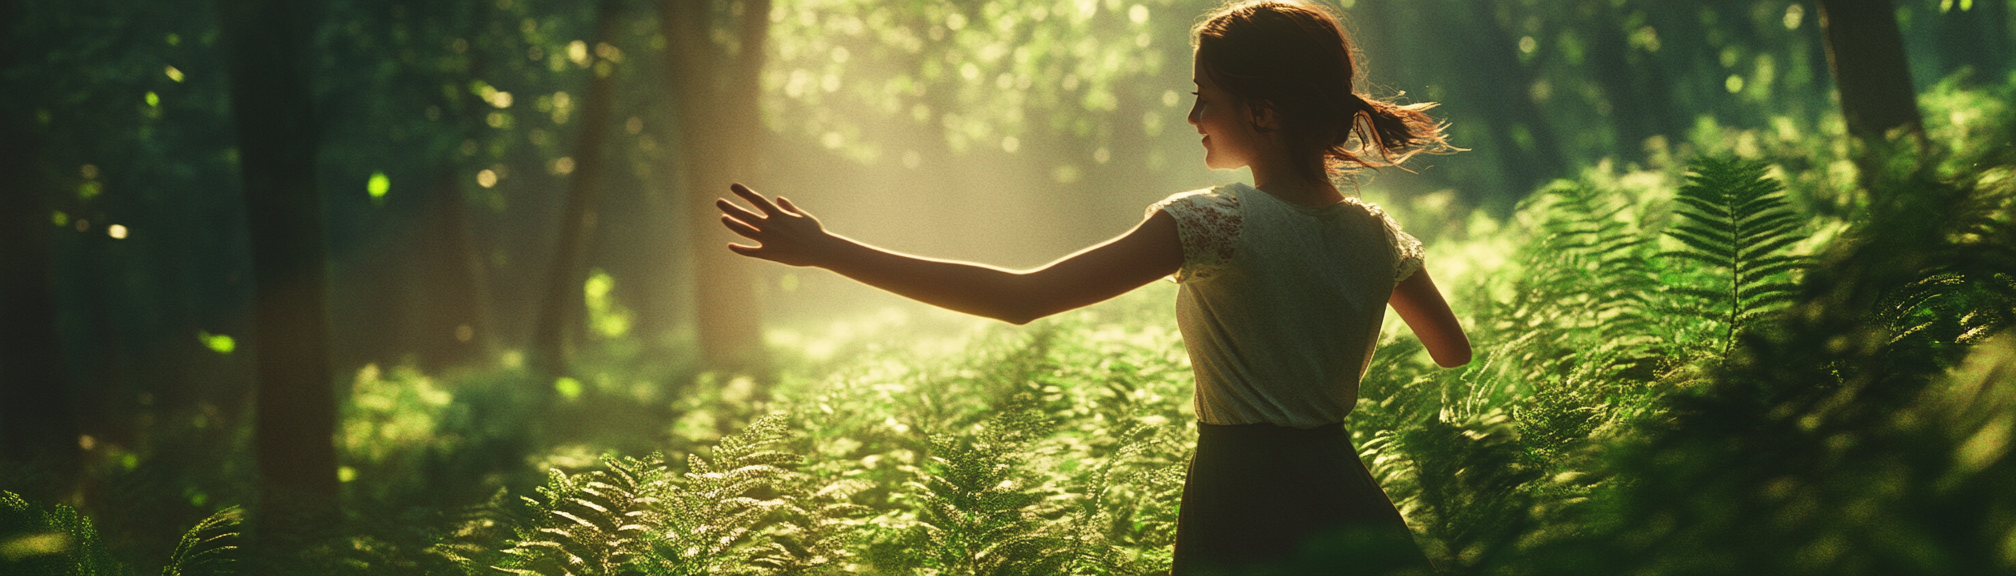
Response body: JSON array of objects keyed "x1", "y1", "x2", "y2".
[
  {"x1": 1388, "y1": 270, "x2": 1471, "y2": 367},
  {"x1": 718, "y1": 183, "x2": 1182, "y2": 325}
]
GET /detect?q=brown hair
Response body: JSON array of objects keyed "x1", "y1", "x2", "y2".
[{"x1": 1192, "y1": 0, "x2": 1454, "y2": 180}]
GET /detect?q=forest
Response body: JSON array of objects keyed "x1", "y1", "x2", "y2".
[{"x1": 1, "y1": 0, "x2": 2013, "y2": 573}]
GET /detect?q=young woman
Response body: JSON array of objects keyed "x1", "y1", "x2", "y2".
[{"x1": 717, "y1": 1, "x2": 1469, "y2": 572}]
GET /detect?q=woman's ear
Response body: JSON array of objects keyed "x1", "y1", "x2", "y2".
[{"x1": 1247, "y1": 100, "x2": 1281, "y2": 132}]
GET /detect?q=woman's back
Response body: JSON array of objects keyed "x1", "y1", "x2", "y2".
[{"x1": 1157, "y1": 183, "x2": 1423, "y2": 428}]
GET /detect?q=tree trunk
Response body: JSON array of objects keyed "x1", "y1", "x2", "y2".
[
  {"x1": 1462, "y1": 0, "x2": 1568, "y2": 198},
  {"x1": 429, "y1": 165, "x2": 494, "y2": 368},
  {"x1": 659, "y1": 0, "x2": 773, "y2": 373},
  {"x1": 530, "y1": 0, "x2": 623, "y2": 380},
  {"x1": 0, "y1": 0, "x2": 78, "y2": 499},
  {"x1": 217, "y1": 0, "x2": 340, "y2": 563},
  {"x1": 1816, "y1": 0, "x2": 1925, "y2": 144}
]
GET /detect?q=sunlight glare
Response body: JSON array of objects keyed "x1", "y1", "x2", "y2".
[
  {"x1": 107, "y1": 224, "x2": 127, "y2": 239},
  {"x1": 567, "y1": 40, "x2": 590, "y2": 67},
  {"x1": 164, "y1": 66, "x2": 184, "y2": 82},
  {"x1": 477, "y1": 169, "x2": 498, "y2": 188},
  {"x1": 0, "y1": 533, "x2": 71, "y2": 560}
]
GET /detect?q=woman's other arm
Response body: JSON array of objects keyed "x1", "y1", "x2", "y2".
[
  {"x1": 718, "y1": 184, "x2": 1182, "y2": 325},
  {"x1": 1388, "y1": 269, "x2": 1471, "y2": 367}
]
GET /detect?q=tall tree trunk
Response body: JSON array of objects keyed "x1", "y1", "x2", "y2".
[
  {"x1": 1461, "y1": 0, "x2": 1568, "y2": 198},
  {"x1": 1586, "y1": 3, "x2": 1678, "y2": 160},
  {"x1": 217, "y1": 0, "x2": 340, "y2": 564},
  {"x1": 431, "y1": 165, "x2": 495, "y2": 368},
  {"x1": 1817, "y1": 0, "x2": 1925, "y2": 145},
  {"x1": 659, "y1": 0, "x2": 773, "y2": 373},
  {"x1": 0, "y1": 0, "x2": 78, "y2": 500},
  {"x1": 530, "y1": 0, "x2": 623, "y2": 380}
]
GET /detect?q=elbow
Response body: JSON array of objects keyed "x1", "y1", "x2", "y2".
[
  {"x1": 1434, "y1": 351, "x2": 1472, "y2": 368},
  {"x1": 995, "y1": 305, "x2": 1048, "y2": 326},
  {"x1": 1432, "y1": 343, "x2": 1473, "y2": 368},
  {"x1": 990, "y1": 279, "x2": 1056, "y2": 325}
]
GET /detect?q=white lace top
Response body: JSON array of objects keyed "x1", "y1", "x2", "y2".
[{"x1": 1146, "y1": 182, "x2": 1424, "y2": 427}]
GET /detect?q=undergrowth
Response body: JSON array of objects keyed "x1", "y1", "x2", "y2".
[{"x1": 7, "y1": 75, "x2": 2016, "y2": 576}]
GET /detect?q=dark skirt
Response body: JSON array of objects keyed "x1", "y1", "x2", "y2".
[{"x1": 1170, "y1": 422, "x2": 1435, "y2": 576}]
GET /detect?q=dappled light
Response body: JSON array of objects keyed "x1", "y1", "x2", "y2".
[{"x1": 2, "y1": 0, "x2": 2015, "y2": 574}]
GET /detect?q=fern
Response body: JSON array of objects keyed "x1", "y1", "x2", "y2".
[
  {"x1": 634, "y1": 413, "x2": 803, "y2": 575},
  {"x1": 494, "y1": 414, "x2": 808, "y2": 576},
  {"x1": 161, "y1": 506, "x2": 241, "y2": 576},
  {"x1": 1510, "y1": 181, "x2": 1661, "y2": 354},
  {"x1": 1662, "y1": 156, "x2": 1808, "y2": 359},
  {"x1": 880, "y1": 397, "x2": 1070, "y2": 576},
  {"x1": 494, "y1": 458, "x2": 661, "y2": 576},
  {"x1": 0, "y1": 491, "x2": 126, "y2": 576}
]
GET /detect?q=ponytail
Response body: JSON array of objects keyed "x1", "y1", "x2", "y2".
[{"x1": 1332, "y1": 93, "x2": 1453, "y2": 177}]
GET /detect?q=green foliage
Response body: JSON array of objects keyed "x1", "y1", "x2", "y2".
[
  {"x1": 1, "y1": 492, "x2": 239, "y2": 576},
  {"x1": 159, "y1": 507, "x2": 239, "y2": 576},
  {"x1": 495, "y1": 414, "x2": 823, "y2": 576},
  {"x1": 871, "y1": 398, "x2": 1066, "y2": 575},
  {"x1": 1661, "y1": 156, "x2": 1808, "y2": 360},
  {"x1": 1, "y1": 491, "x2": 124, "y2": 575}
]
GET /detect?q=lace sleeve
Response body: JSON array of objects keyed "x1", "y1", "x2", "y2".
[
  {"x1": 1393, "y1": 228, "x2": 1424, "y2": 282},
  {"x1": 1146, "y1": 188, "x2": 1243, "y2": 281},
  {"x1": 1363, "y1": 201, "x2": 1424, "y2": 283}
]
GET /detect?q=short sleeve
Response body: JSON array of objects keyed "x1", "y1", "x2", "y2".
[
  {"x1": 1359, "y1": 200, "x2": 1423, "y2": 283},
  {"x1": 1392, "y1": 228, "x2": 1424, "y2": 282},
  {"x1": 1146, "y1": 188, "x2": 1242, "y2": 281}
]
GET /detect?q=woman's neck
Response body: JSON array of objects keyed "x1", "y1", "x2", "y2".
[{"x1": 1249, "y1": 157, "x2": 1344, "y2": 207}]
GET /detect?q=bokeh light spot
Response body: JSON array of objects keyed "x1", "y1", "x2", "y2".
[
  {"x1": 367, "y1": 171, "x2": 391, "y2": 200},
  {"x1": 199, "y1": 331, "x2": 235, "y2": 354}
]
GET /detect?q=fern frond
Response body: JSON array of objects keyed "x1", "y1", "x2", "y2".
[
  {"x1": 161, "y1": 506, "x2": 242, "y2": 576},
  {"x1": 1661, "y1": 156, "x2": 1811, "y2": 359}
]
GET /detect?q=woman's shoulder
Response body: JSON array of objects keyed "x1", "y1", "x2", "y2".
[
  {"x1": 1157, "y1": 182, "x2": 1246, "y2": 205},
  {"x1": 1147, "y1": 183, "x2": 1246, "y2": 218}
]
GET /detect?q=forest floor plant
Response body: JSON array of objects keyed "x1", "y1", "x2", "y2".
[{"x1": 6, "y1": 74, "x2": 2015, "y2": 576}]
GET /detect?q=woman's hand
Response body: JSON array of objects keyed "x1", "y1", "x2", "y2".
[{"x1": 717, "y1": 183, "x2": 838, "y2": 267}]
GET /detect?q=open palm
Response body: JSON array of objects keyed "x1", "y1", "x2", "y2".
[{"x1": 716, "y1": 183, "x2": 836, "y2": 267}]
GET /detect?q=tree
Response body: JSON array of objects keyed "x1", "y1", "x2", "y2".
[
  {"x1": 531, "y1": 0, "x2": 624, "y2": 379},
  {"x1": 1816, "y1": 0, "x2": 1924, "y2": 144},
  {"x1": 0, "y1": 0, "x2": 78, "y2": 501},
  {"x1": 659, "y1": 0, "x2": 774, "y2": 372},
  {"x1": 216, "y1": 0, "x2": 339, "y2": 563}
]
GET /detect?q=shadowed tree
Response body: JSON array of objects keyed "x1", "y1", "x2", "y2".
[
  {"x1": 659, "y1": 0, "x2": 773, "y2": 372},
  {"x1": 1816, "y1": 0, "x2": 1924, "y2": 145},
  {"x1": 531, "y1": 0, "x2": 624, "y2": 380},
  {"x1": 216, "y1": 0, "x2": 339, "y2": 565},
  {"x1": 0, "y1": 0, "x2": 78, "y2": 501}
]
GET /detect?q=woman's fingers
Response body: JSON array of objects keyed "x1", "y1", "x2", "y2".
[
  {"x1": 721, "y1": 215, "x2": 763, "y2": 240},
  {"x1": 729, "y1": 183, "x2": 782, "y2": 216},
  {"x1": 717, "y1": 198, "x2": 764, "y2": 226},
  {"x1": 776, "y1": 196, "x2": 803, "y2": 216}
]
